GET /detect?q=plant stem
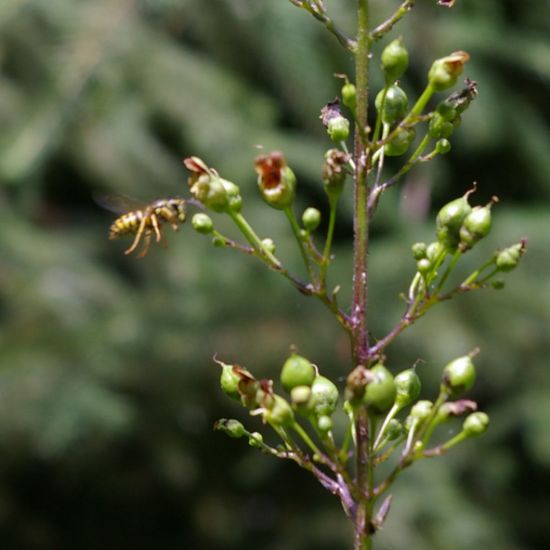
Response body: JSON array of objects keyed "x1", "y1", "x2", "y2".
[
  {"x1": 229, "y1": 210, "x2": 281, "y2": 267},
  {"x1": 352, "y1": 0, "x2": 371, "y2": 366},
  {"x1": 285, "y1": 206, "x2": 316, "y2": 283},
  {"x1": 352, "y1": 2, "x2": 374, "y2": 547},
  {"x1": 320, "y1": 196, "x2": 338, "y2": 287}
]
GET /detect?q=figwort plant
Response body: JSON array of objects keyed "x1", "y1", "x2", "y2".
[{"x1": 109, "y1": 1, "x2": 526, "y2": 547}]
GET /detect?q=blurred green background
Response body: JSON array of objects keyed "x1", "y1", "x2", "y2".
[{"x1": 0, "y1": 0, "x2": 549, "y2": 548}]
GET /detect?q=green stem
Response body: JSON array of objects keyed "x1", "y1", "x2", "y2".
[
  {"x1": 292, "y1": 421, "x2": 326, "y2": 461},
  {"x1": 370, "y1": 0, "x2": 415, "y2": 41},
  {"x1": 436, "y1": 249, "x2": 461, "y2": 292},
  {"x1": 353, "y1": 1, "x2": 373, "y2": 542},
  {"x1": 408, "y1": 83, "x2": 435, "y2": 119},
  {"x1": 285, "y1": 206, "x2": 316, "y2": 283},
  {"x1": 229, "y1": 210, "x2": 281, "y2": 267},
  {"x1": 320, "y1": 196, "x2": 339, "y2": 287}
]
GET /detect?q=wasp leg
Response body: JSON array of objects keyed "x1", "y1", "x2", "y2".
[
  {"x1": 151, "y1": 214, "x2": 163, "y2": 243},
  {"x1": 125, "y1": 216, "x2": 148, "y2": 255},
  {"x1": 137, "y1": 231, "x2": 153, "y2": 259}
]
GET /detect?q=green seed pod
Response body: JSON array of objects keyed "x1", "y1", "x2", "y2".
[
  {"x1": 375, "y1": 85, "x2": 408, "y2": 124},
  {"x1": 394, "y1": 369, "x2": 422, "y2": 408},
  {"x1": 442, "y1": 355, "x2": 476, "y2": 396},
  {"x1": 417, "y1": 258, "x2": 432, "y2": 275},
  {"x1": 261, "y1": 238, "x2": 276, "y2": 255},
  {"x1": 215, "y1": 418, "x2": 246, "y2": 438},
  {"x1": 341, "y1": 82, "x2": 357, "y2": 111},
  {"x1": 317, "y1": 415, "x2": 333, "y2": 433},
  {"x1": 184, "y1": 157, "x2": 235, "y2": 213},
  {"x1": 191, "y1": 213, "x2": 214, "y2": 234},
  {"x1": 322, "y1": 149, "x2": 349, "y2": 199},
  {"x1": 491, "y1": 279, "x2": 505, "y2": 290},
  {"x1": 435, "y1": 138, "x2": 452, "y2": 155},
  {"x1": 248, "y1": 431, "x2": 264, "y2": 448},
  {"x1": 310, "y1": 375, "x2": 339, "y2": 416},
  {"x1": 428, "y1": 51, "x2": 470, "y2": 92},
  {"x1": 436, "y1": 99, "x2": 457, "y2": 121},
  {"x1": 381, "y1": 37, "x2": 409, "y2": 83},
  {"x1": 263, "y1": 395, "x2": 295, "y2": 428},
  {"x1": 429, "y1": 114, "x2": 454, "y2": 139},
  {"x1": 459, "y1": 203, "x2": 493, "y2": 250},
  {"x1": 384, "y1": 127, "x2": 415, "y2": 157},
  {"x1": 463, "y1": 412, "x2": 490, "y2": 436},
  {"x1": 426, "y1": 241, "x2": 445, "y2": 262},
  {"x1": 222, "y1": 178, "x2": 243, "y2": 213},
  {"x1": 290, "y1": 385, "x2": 312, "y2": 405},
  {"x1": 411, "y1": 242, "x2": 428, "y2": 260},
  {"x1": 496, "y1": 242, "x2": 525, "y2": 272},
  {"x1": 255, "y1": 151, "x2": 296, "y2": 210},
  {"x1": 387, "y1": 419, "x2": 404, "y2": 440},
  {"x1": 280, "y1": 353, "x2": 316, "y2": 392},
  {"x1": 219, "y1": 364, "x2": 241, "y2": 401},
  {"x1": 410, "y1": 400, "x2": 433, "y2": 421},
  {"x1": 302, "y1": 207, "x2": 321, "y2": 232},
  {"x1": 327, "y1": 116, "x2": 350, "y2": 143},
  {"x1": 364, "y1": 364, "x2": 396, "y2": 414},
  {"x1": 436, "y1": 192, "x2": 473, "y2": 252}
]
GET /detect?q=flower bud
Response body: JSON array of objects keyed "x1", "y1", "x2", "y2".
[
  {"x1": 322, "y1": 149, "x2": 349, "y2": 199},
  {"x1": 442, "y1": 355, "x2": 476, "y2": 396},
  {"x1": 496, "y1": 241, "x2": 526, "y2": 272},
  {"x1": 191, "y1": 213, "x2": 214, "y2": 234},
  {"x1": 261, "y1": 238, "x2": 276, "y2": 255},
  {"x1": 410, "y1": 400, "x2": 433, "y2": 421},
  {"x1": 248, "y1": 431, "x2": 264, "y2": 448},
  {"x1": 435, "y1": 138, "x2": 451, "y2": 155},
  {"x1": 375, "y1": 85, "x2": 409, "y2": 124},
  {"x1": 462, "y1": 411, "x2": 489, "y2": 436},
  {"x1": 290, "y1": 385, "x2": 312, "y2": 405},
  {"x1": 429, "y1": 113, "x2": 454, "y2": 139},
  {"x1": 491, "y1": 279, "x2": 505, "y2": 290},
  {"x1": 255, "y1": 151, "x2": 296, "y2": 210},
  {"x1": 436, "y1": 100, "x2": 457, "y2": 121},
  {"x1": 280, "y1": 353, "x2": 316, "y2": 392},
  {"x1": 212, "y1": 235, "x2": 225, "y2": 247},
  {"x1": 341, "y1": 82, "x2": 357, "y2": 111},
  {"x1": 428, "y1": 51, "x2": 470, "y2": 92},
  {"x1": 459, "y1": 200, "x2": 495, "y2": 250},
  {"x1": 417, "y1": 258, "x2": 432, "y2": 275},
  {"x1": 363, "y1": 364, "x2": 396, "y2": 414},
  {"x1": 263, "y1": 395, "x2": 295, "y2": 428},
  {"x1": 387, "y1": 419, "x2": 404, "y2": 440},
  {"x1": 381, "y1": 37, "x2": 409, "y2": 83},
  {"x1": 394, "y1": 369, "x2": 422, "y2": 408},
  {"x1": 220, "y1": 363, "x2": 241, "y2": 401},
  {"x1": 302, "y1": 207, "x2": 321, "y2": 232},
  {"x1": 426, "y1": 241, "x2": 445, "y2": 262},
  {"x1": 214, "y1": 418, "x2": 246, "y2": 438},
  {"x1": 384, "y1": 128, "x2": 415, "y2": 157},
  {"x1": 411, "y1": 242, "x2": 427, "y2": 260},
  {"x1": 184, "y1": 157, "x2": 241, "y2": 213},
  {"x1": 327, "y1": 116, "x2": 350, "y2": 143},
  {"x1": 436, "y1": 191, "x2": 473, "y2": 252},
  {"x1": 317, "y1": 415, "x2": 333, "y2": 433},
  {"x1": 310, "y1": 375, "x2": 339, "y2": 416}
]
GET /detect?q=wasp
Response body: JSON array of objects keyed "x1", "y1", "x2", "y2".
[{"x1": 102, "y1": 196, "x2": 187, "y2": 258}]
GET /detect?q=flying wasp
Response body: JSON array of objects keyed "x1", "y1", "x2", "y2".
[{"x1": 101, "y1": 195, "x2": 187, "y2": 258}]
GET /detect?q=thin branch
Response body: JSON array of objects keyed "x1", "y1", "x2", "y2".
[
  {"x1": 290, "y1": 1, "x2": 357, "y2": 51},
  {"x1": 370, "y1": 1, "x2": 415, "y2": 42}
]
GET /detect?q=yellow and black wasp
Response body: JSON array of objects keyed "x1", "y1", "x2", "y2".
[{"x1": 100, "y1": 195, "x2": 187, "y2": 258}]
